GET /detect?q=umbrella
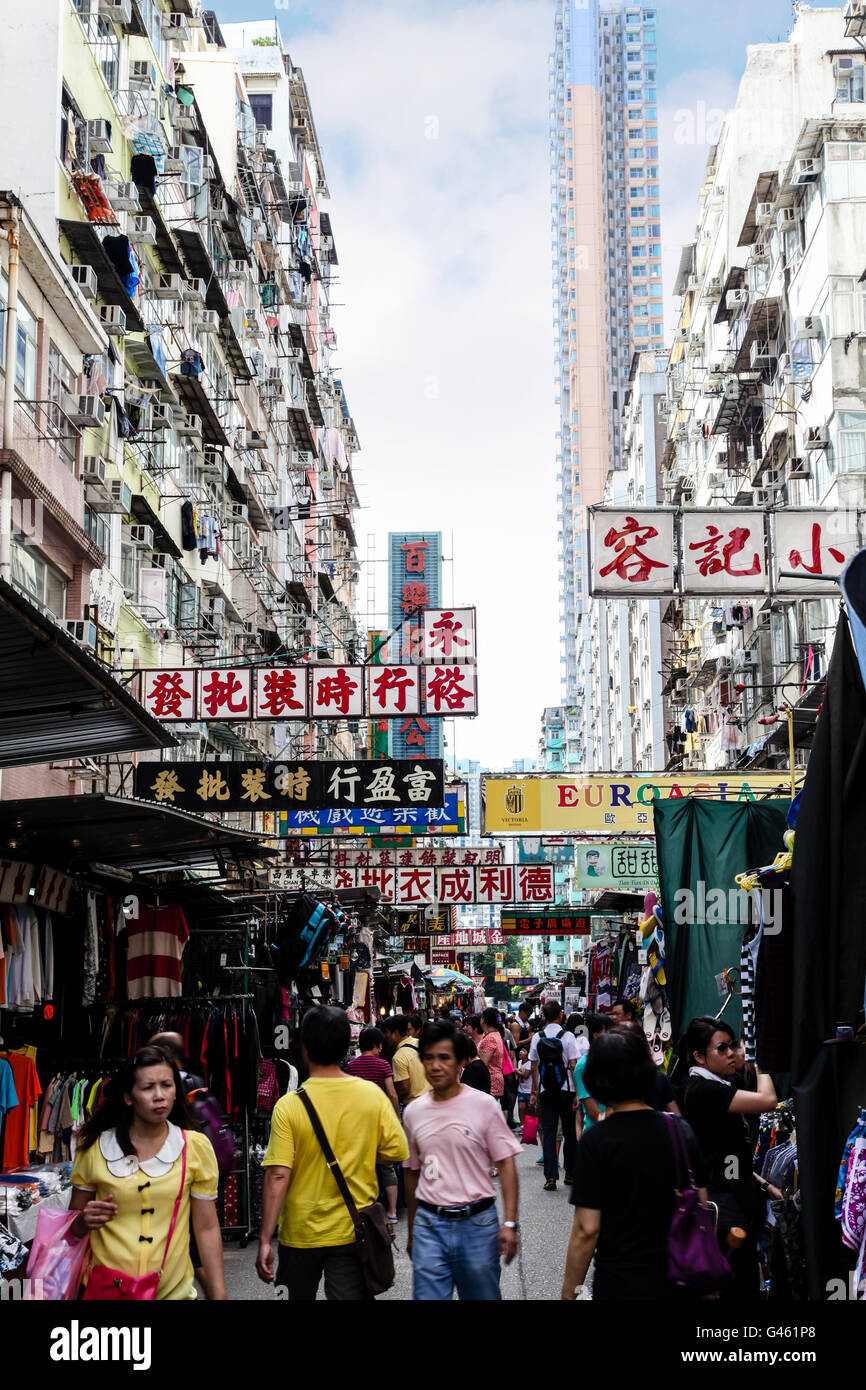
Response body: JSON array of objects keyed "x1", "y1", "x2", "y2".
[{"x1": 426, "y1": 967, "x2": 475, "y2": 988}]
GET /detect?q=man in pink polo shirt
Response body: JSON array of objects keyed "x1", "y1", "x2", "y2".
[{"x1": 403, "y1": 1019, "x2": 521, "y2": 1301}]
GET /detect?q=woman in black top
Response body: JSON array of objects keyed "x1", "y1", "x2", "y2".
[
  {"x1": 561, "y1": 1027, "x2": 710, "y2": 1300},
  {"x1": 459, "y1": 1038, "x2": 491, "y2": 1094},
  {"x1": 680, "y1": 1017, "x2": 778, "y2": 1298}
]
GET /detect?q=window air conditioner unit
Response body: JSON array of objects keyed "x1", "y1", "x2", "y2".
[
  {"x1": 201, "y1": 452, "x2": 223, "y2": 479},
  {"x1": 705, "y1": 277, "x2": 723, "y2": 297},
  {"x1": 176, "y1": 412, "x2": 202, "y2": 439},
  {"x1": 96, "y1": 304, "x2": 126, "y2": 337},
  {"x1": 130, "y1": 524, "x2": 154, "y2": 549},
  {"x1": 86, "y1": 120, "x2": 113, "y2": 154},
  {"x1": 231, "y1": 503, "x2": 249, "y2": 523},
  {"x1": 805, "y1": 424, "x2": 830, "y2": 450},
  {"x1": 247, "y1": 431, "x2": 267, "y2": 450},
  {"x1": 151, "y1": 403, "x2": 173, "y2": 429},
  {"x1": 793, "y1": 157, "x2": 820, "y2": 184},
  {"x1": 109, "y1": 480, "x2": 133, "y2": 513},
  {"x1": 206, "y1": 596, "x2": 226, "y2": 618},
  {"x1": 194, "y1": 310, "x2": 220, "y2": 334},
  {"x1": 776, "y1": 207, "x2": 797, "y2": 232},
  {"x1": 203, "y1": 156, "x2": 215, "y2": 181},
  {"x1": 67, "y1": 617, "x2": 99, "y2": 649},
  {"x1": 723, "y1": 376, "x2": 740, "y2": 400},
  {"x1": 292, "y1": 115, "x2": 308, "y2": 134},
  {"x1": 163, "y1": 12, "x2": 190, "y2": 42},
  {"x1": 752, "y1": 486, "x2": 769, "y2": 505},
  {"x1": 129, "y1": 61, "x2": 157, "y2": 91},
  {"x1": 182, "y1": 278, "x2": 205, "y2": 304},
  {"x1": 726, "y1": 288, "x2": 749, "y2": 310},
  {"x1": 128, "y1": 214, "x2": 156, "y2": 247},
  {"x1": 163, "y1": 146, "x2": 186, "y2": 175},
  {"x1": 795, "y1": 315, "x2": 822, "y2": 340},
  {"x1": 675, "y1": 328, "x2": 689, "y2": 343},
  {"x1": 107, "y1": 181, "x2": 139, "y2": 213},
  {"x1": 707, "y1": 472, "x2": 726, "y2": 492},
  {"x1": 256, "y1": 127, "x2": 269, "y2": 148},
  {"x1": 65, "y1": 396, "x2": 105, "y2": 429},
  {"x1": 755, "y1": 202, "x2": 775, "y2": 225},
  {"x1": 263, "y1": 379, "x2": 284, "y2": 399},
  {"x1": 154, "y1": 272, "x2": 184, "y2": 299},
  {"x1": 787, "y1": 456, "x2": 811, "y2": 480},
  {"x1": 739, "y1": 650, "x2": 759, "y2": 668},
  {"x1": 70, "y1": 264, "x2": 98, "y2": 299},
  {"x1": 98, "y1": 0, "x2": 132, "y2": 24},
  {"x1": 82, "y1": 454, "x2": 107, "y2": 483},
  {"x1": 750, "y1": 340, "x2": 775, "y2": 370}
]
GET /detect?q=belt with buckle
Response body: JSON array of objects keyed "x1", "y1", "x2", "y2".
[{"x1": 417, "y1": 1197, "x2": 496, "y2": 1221}]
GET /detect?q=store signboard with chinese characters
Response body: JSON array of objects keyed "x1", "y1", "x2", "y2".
[
  {"x1": 0, "y1": 860, "x2": 35, "y2": 903},
  {"x1": 134, "y1": 759, "x2": 445, "y2": 814},
  {"x1": 328, "y1": 845, "x2": 505, "y2": 868},
  {"x1": 436, "y1": 928, "x2": 504, "y2": 948},
  {"x1": 389, "y1": 533, "x2": 443, "y2": 759},
  {"x1": 574, "y1": 839, "x2": 658, "y2": 892},
  {"x1": 139, "y1": 662, "x2": 477, "y2": 721},
  {"x1": 501, "y1": 909, "x2": 592, "y2": 936},
  {"x1": 280, "y1": 787, "x2": 466, "y2": 836},
  {"x1": 484, "y1": 773, "x2": 797, "y2": 835},
  {"x1": 393, "y1": 909, "x2": 455, "y2": 935},
  {"x1": 259, "y1": 864, "x2": 555, "y2": 907},
  {"x1": 589, "y1": 506, "x2": 860, "y2": 598},
  {"x1": 517, "y1": 837, "x2": 575, "y2": 865}
]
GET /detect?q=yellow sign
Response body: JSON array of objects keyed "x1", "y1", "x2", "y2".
[
  {"x1": 483, "y1": 773, "x2": 796, "y2": 835},
  {"x1": 494, "y1": 952, "x2": 504, "y2": 962}
]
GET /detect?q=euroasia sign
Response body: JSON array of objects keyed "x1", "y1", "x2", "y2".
[
  {"x1": 589, "y1": 506, "x2": 860, "y2": 598},
  {"x1": 484, "y1": 773, "x2": 794, "y2": 835}
]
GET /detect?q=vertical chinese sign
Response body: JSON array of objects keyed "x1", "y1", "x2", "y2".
[
  {"x1": 367, "y1": 630, "x2": 390, "y2": 760},
  {"x1": 388, "y1": 532, "x2": 444, "y2": 760}
]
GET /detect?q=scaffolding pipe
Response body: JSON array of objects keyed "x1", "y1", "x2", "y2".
[{"x1": 0, "y1": 197, "x2": 20, "y2": 583}]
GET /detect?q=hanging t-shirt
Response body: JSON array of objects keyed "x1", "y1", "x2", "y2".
[
  {"x1": 0, "y1": 1052, "x2": 41, "y2": 1169},
  {"x1": 0, "y1": 1057, "x2": 17, "y2": 1120},
  {"x1": 125, "y1": 904, "x2": 189, "y2": 999}
]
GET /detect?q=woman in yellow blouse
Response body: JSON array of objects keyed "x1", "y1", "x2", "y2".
[{"x1": 70, "y1": 1046, "x2": 227, "y2": 1300}]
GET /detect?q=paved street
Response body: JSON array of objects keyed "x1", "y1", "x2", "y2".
[{"x1": 223, "y1": 1139, "x2": 576, "y2": 1301}]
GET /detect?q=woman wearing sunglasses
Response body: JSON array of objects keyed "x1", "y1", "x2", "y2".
[{"x1": 680, "y1": 1017, "x2": 777, "y2": 1299}]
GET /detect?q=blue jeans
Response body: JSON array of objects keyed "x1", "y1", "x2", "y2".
[{"x1": 412, "y1": 1205, "x2": 502, "y2": 1301}]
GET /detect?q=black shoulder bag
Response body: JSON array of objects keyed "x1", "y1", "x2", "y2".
[{"x1": 297, "y1": 1087, "x2": 396, "y2": 1297}]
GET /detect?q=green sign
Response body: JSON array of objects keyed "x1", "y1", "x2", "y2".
[{"x1": 575, "y1": 839, "x2": 658, "y2": 892}]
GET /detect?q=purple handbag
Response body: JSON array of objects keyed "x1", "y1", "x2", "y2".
[{"x1": 665, "y1": 1113, "x2": 733, "y2": 1294}]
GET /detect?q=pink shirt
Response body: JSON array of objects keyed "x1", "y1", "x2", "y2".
[
  {"x1": 403, "y1": 1086, "x2": 521, "y2": 1205},
  {"x1": 477, "y1": 1031, "x2": 505, "y2": 1095}
]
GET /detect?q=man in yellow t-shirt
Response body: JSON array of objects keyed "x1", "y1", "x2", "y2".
[
  {"x1": 256, "y1": 1007, "x2": 408, "y2": 1301},
  {"x1": 383, "y1": 1015, "x2": 431, "y2": 1106}
]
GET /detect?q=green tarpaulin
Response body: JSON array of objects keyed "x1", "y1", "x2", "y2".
[{"x1": 654, "y1": 797, "x2": 789, "y2": 1038}]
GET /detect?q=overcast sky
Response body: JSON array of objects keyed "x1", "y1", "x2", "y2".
[{"x1": 216, "y1": 0, "x2": 810, "y2": 770}]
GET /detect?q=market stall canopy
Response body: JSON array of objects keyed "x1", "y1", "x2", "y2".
[
  {"x1": 425, "y1": 967, "x2": 474, "y2": 988},
  {"x1": 0, "y1": 580, "x2": 174, "y2": 767},
  {"x1": 0, "y1": 794, "x2": 276, "y2": 877}
]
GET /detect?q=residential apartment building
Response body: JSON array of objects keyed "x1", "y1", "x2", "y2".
[
  {"x1": 587, "y1": 350, "x2": 668, "y2": 771},
  {"x1": 550, "y1": 0, "x2": 664, "y2": 769},
  {"x1": 0, "y1": 2, "x2": 363, "y2": 799},
  {"x1": 661, "y1": 6, "x2": 866, "y2": 773}
]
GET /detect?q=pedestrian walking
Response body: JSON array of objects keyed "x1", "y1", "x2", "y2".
[
  {"x1": 477, "y1": 1007, "x2": 506, "y2": 1107},
  {"x1": 382, "y1": 1014, "x2": 431, "y2": 1106},
  {"x1": 516, "y1": 1047, "x2": 533, "y2": 1125},
  {"x1": 509, "y1": 1002, "x2": 533, "y2": 1051},
  {"x1": 256, "y1": 1007, "x2": 407, "y2": 1301},
  {"x1": 460, "y1": 1037, "x2": 491, "y2": 1094},
  {"x1": 404, "y1": 1021, "x2": 521, "y2": 1301},
  {"x1": 679, "y1": 1016, "x2": 778, "y2": 1299},
  {"x1": 345, "y1": 1026, "x2": 402, "y2": 1226},
  {"x1": 69, "y1": 1046, "x2": 226, "y2": 1301},
  {"x1": 530, "y1": 999, "x2": 580, "y2": 1190},
  {"x1": 500, "y1": 1016, "x2": 520, "y2": 1128},
  {"x1": 561, "y1": 1027, "x2": 709, "y2": 1301},
  {"x1": 574, "y1": 1013, "x2": 611, "y2": 1139}
]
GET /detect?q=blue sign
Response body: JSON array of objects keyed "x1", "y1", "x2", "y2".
[{"x1": 280, "y1": 789, "x2": 464, "y2": 833}]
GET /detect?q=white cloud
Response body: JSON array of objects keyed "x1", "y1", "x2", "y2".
[{"x1": 285, "y1": 0, "x2": 560, "y2": 769}]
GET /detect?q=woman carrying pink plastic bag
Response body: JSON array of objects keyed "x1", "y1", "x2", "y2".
[{"x1": 25, "y1": 1206, "x2": 90, "y2": 1300}]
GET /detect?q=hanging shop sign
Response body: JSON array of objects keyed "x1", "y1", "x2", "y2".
[
  {"x1": 501, "y1": 910, "x2": 592, "y2": 936},
  {"x1": 574, "y1": 839, "x2": 658, "y2": 891},
  {"x1": 436, "y1": 929, "x2": 504, "y2": 948},
  {"x1": 139, "y1": 662, "x2": 478, "y2": 721},
  {"x1": 0, "y1": 859, "x2": 35, "y2": 903},
  {"x1": 484, "y1": 772, "x2": 795, "y2": 835},
  {"x1": 393, "y1": 909, "x2": 454, "y2": 935},
  {"x1": 431, "y1": 950, "x2": 456, "y2": 966},
  {"x1": 399, "y1": 937, "x2": 431, "y2": 953},
  {"x1": 33, "y1": 866, "x2": 76, "y2": 914},
  {"x1": 589, "y1": 506, "x2": 860, "y2": 599},
  {"x1": 422, "y1": 608, "x2": 477, "y2": 662},
  {"x1": 134, "y1": 758, "x2": 445, "y2": 814},
  {"x1": 279, "y1": 787, "x2": 466, "y2": 836},
  {"x1": 327, "y1": 844, "x2": 505, "y2": 868},
  {"x1": 259, "y1": 864, "x2": 555, "y2": 907},
  {"x1": 89, "y1": 567, "x2": 124, "y2": 635},
  {"x1": 517, "y1": 837, "x2": 575, "y2": 865}
]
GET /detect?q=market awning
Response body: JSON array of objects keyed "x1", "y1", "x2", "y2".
[
  {"x1": 170, "y1": 372, "x2": 230, "y2": 447},
  {"x1": 0, "y1": 794, "x2": 276, "y2": 877},
  {"x1": 58, "y1": 219, "x2": 145, "y2": 334},
  {"x1": 0, "y1": 580, "x2": 173, "y2": 767}
]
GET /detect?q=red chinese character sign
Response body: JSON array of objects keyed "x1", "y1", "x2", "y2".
[
  {"x1": 422, "y1": 609, "x2": 476, "y2": 662},
  {"x1": 423, "y1": 664, "x2": 478, "y2": 715},
  {"x1": 367, "y1": 665, "x2": 421, "y2": 716},
  {"x1": 311, "y1": 666, "x2": 364, "y2": 718},
  {"x1": 591, "y1": 509, "x2": 676, "y2": 596},
  {"x1": 198, "y1": 668, "x2": 252, "y2": 720},
  {"x1": 143, "y1": 670, "x2": 195, "y2": 721},
  {"x1": 682, "y1": 511, "x2": 766, "y2": 595},
  {"x1": 772, "y1": 510, "x2": 859, "y2": 595},
  {"x1": 255, "y1": 667, "x2": 309, "y2": 718}
]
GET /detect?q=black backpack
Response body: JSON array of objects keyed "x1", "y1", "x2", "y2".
[{"x1": 536, "y1": 1028, "x2": 568, "y2": 1093}]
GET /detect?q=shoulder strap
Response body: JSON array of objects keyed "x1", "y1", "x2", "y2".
[
  {"x1": 159, "y1": 1134, "x2": 188, "y2": 1278},
  {"x1": 664, "y1": 1113, "x2": 695, "y2": 1193},
  {"x1": 297, "y1": 1087, "x2": 362, "y2": 1234}
]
